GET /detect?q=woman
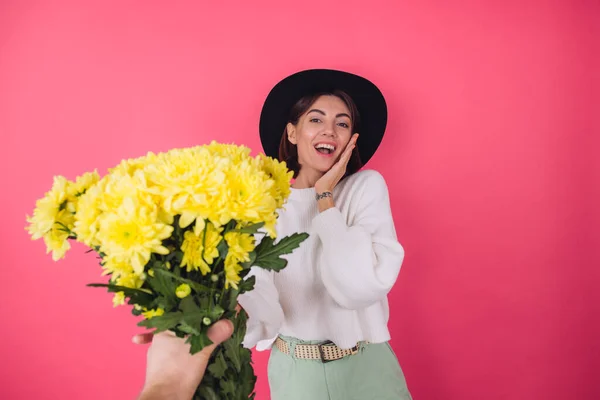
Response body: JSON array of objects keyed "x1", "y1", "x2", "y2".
[{"x1": 239, "y1": 69, "x2": 412, "y2": 399}]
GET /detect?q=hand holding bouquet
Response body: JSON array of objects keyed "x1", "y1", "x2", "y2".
[{"x1": 26, "y1": 142, "x2": 308, "y2": 399}]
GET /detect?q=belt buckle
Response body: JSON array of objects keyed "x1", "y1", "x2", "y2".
[{"x1": 317, "y1": 341, "x2": 334, "y2": 363}]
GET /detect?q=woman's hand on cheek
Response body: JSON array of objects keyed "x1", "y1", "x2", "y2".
[{"x1": 314, "y1": 133, "x2": 358, "y2": 195}]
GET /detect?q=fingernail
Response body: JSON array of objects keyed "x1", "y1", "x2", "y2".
[{"x1": 207, "y1": 320, "x2": 234, "y2": 343}]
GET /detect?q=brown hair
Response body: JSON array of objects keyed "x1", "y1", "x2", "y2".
[{"x1": 278, "y1": 90, "x2": 363, "y2": 178}]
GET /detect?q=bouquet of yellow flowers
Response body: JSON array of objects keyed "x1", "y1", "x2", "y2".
[{"x1": 25, "y1": 142, "x2": 308, "y2": 399}]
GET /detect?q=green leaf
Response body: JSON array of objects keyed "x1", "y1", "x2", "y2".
[
  {"x1": 230, "y1": 222, "x2": 265, "y2": 234},
  {"x1": 188, "y1": 331, "x2": 213, "y2": 354},
  {"x1": 197, "y1": 293, "x2": 211, "y2": 310},
  {"x1": 209, "y1": 305, "x2": 227, "y2": 321},
  {"x1": 177, "y1": 320, "x2": 200, "y2": 335},
  {"x1": 165, "y1": 249, "x2": 183, "y2": 263},
  {"x1": 220, "y1": 375, "x2": 237, "y2": 395},
  {"x1": 207, "y1": 351, "x2": 228, "y2": 379},
  {"x1": 224, "y1": 220, "x2": 237, "y2": 232},
  {"x1": 146, "y1": 270, "x2": 177, "y2": 299},
  {"x1": 237, "y1": 275, "x2": 255, "y2": 295},
  {"x1": 217, "y1": 239, "x2": 229, "y2": 259},
  {"x1": 194, "y1": 309, "x2": 256, "y2": 399},
  {"x1": 253, "y1": 256, "x2": 287, "y2": 270},
  {"x1": 238, "y1": 363, "x2": 257, "y2": 400},
  {"x1": 153, "y1": 268, "x2": 211, "y2": 293},
  {"x1": 239, "y1": 251, "x2": 257, "y2": 270},
  {"x1": 254, "y1": 232, "x2": 309, "y2": 272},
  {"x1": 178, "y1": 296, "x2": 206, "y2": 327},
  {"x1": 196, "y1": 386, "x2": 220, "y2": 400},
  {"x1": 132, "y1": 307, "x2": 143, "y2": 316},
  {"x1": 137, "y1": 311, "x2": 182, "y2": 333},
  {"x1": 221, "y1": 287, "x2": 240, "y2": 312},
  {"x1": 87, "y1": 283, "x2": 154, "y2": 306},
  {"x1": 223, "y1": 339, "x2": 241, "y2": 371},
  {"x1": 232, "y1": 310, "x2": 249, "y2": 345},
  {"x1": 179, "y1": 295, "x2": 199, "y2": 313}
]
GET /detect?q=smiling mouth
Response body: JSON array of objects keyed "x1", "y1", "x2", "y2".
[{"x1": 314, "y1": 143, "x2": 336, "y2": 155}]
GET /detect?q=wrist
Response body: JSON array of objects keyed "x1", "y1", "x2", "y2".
[
  {"x1": 314, "y1": 185, "x2": 332, "y2": 195},
  {"x1": 315, "y1": 190, "x2": 333, "y2": 201},
  {"x1": 139, "y1": 381, "x2": 194, "y2": 400},
  {"x1": 138, "y1": 385, "x2": 180, "y2": 400},
  {"x1": 316, "y1": 192, "x2": 335, "y2": 212}
]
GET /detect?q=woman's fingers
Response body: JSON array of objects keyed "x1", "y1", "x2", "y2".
[
  {"x1": 132, "y1": 332, "x2": 155, "y2": 345},
  {"x1": 206, "y1": 319, "x2": 234, "y2": 347},
  {"x1": 342, "y1": 134, "x2": 358, "y2": 162},
  {"x1": 132, "y1": 316, "x2": 235, "y2": 346}
]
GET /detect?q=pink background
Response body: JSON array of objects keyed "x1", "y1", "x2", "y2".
[{"x1": 1, "y1": 1, "x2": 598, "y2": 399}]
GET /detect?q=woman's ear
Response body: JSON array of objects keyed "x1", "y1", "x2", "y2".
[{"x1": 286, "y1": 123, "x2": 297, "y2": 145}]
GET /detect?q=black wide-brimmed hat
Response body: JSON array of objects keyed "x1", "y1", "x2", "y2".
[{"x1": 259, "y1": 69, "x2": 387, "y2": 166}]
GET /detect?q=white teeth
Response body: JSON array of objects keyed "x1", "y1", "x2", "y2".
[{"x1": 315, "y1": 143, "x2": 335, "y2": 151}]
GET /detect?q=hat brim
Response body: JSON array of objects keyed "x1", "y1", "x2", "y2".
[{"x1": 259, "y1": 69, "x2": 387, "y2": 166}]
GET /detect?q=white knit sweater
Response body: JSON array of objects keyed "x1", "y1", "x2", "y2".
[{"x1": 238, "y1": 169, "x2": 405, "y2": 351}]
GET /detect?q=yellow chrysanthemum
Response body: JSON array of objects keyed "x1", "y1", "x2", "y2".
[
  {"x1": 68, "y1": 170, "x2": 100, "y2": 198},
  {"x1": 205, "y1": 141, "x2": 252, "y2": 164},
  {"x1": 176, "y1": 283, "x2": 191, "y2": 298},
  {"x1": 27, "y1": 142, "x2": 299, "y2": 314},
  {"x1": 102, "y1": 257, "x2": 146, "y2": 307},
  {"x1": 25, "y1": 176, "x2": 81, "y2": 260},
  {"x1": 260, "y1": 214, "x2": 278, "y2": 239},
  {"x1": 113, "y1": 271, "x2": 145, "y2": 290},
  {"x1": 145, "y1": 147, "x2": 227, "y2": 235},
  {"x1": 73, "y1": 180, "x2": 105, "y2": 247},
  {"x1": 26, "y1": 176, "x2": 72, "y2": 240},
  {"x1": 223, "y1": 231, "x2": 255, "y2": 289},
  {"x1": 76, "y1": 170, "x2": 165, "y2": 248},
  {"x1": 180, "y1": 222, "x2": 222, "y2": 274},
  {"x1": 113, "y1": 292, "x2": 126, "y2": 307},
  {"x1": 224, "y1": 256, "x2": 244, "y2": 290},
  {"x1": 216, "y1": 159, "x2": 278, "y2": 227},
  {"x1": 225, "y1": 231, "x2": 255, "y2": 261},
  {"x1": 108, "y1": 153, "x2": 157, "y2": 177},
  {"x1": 258, "y1": 154, "x2": 293, "y2": 209},
  {"x1": 102, "y1": 257, "x2": 134, "y2": 278},
  {"x1": 43, "y1": 209, "x2": 75, "y2": 261},
  {"x1": 97, "y1": 196, "x2": 173, "y2": 274},
  {"x1": 100, "y1": 172, "x2": 153, "y2": 212},
  {"x1": 142, "y1": 308, "x2": 165, "y2": 319}
]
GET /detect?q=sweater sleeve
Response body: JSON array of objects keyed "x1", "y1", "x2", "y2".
[
  {"x1": 312, "y1": 170, "x2": 405, "y2": 310},
  {"x1": 237, "y1": 266, "x2": 284, "y2": 349}
]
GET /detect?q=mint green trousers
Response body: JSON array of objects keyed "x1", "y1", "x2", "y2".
[{"x1": 268, "y1": 336, "x2": 412, "y2": 400}]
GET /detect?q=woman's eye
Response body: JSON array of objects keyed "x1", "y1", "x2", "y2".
[
  {"x1": 310, "y1": 118, "x2": 321, "y2": 123},
  {"x1": 338, "y1": 122, "x2": 349, "y2": 128}
]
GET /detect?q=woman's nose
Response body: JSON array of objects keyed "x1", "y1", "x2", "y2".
[{"x1": 322, "y1": 123, "x2": 336, "y2": 137}]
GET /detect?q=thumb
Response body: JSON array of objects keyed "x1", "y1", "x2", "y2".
[
  {"x1": 192, "y1": 319, "x2": 234, "y2": 369},
  {"x1": 207, "y1": 319, "x2": 235, "y2": 345}
]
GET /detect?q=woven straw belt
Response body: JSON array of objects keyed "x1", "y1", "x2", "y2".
[{"x1": 274, "y1": 337, "x2": 367, "y2": 363}]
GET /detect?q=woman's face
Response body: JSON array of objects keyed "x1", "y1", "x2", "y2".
[{"x1": 286, "y1": 95, "x2": 353, "y2": 176}]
